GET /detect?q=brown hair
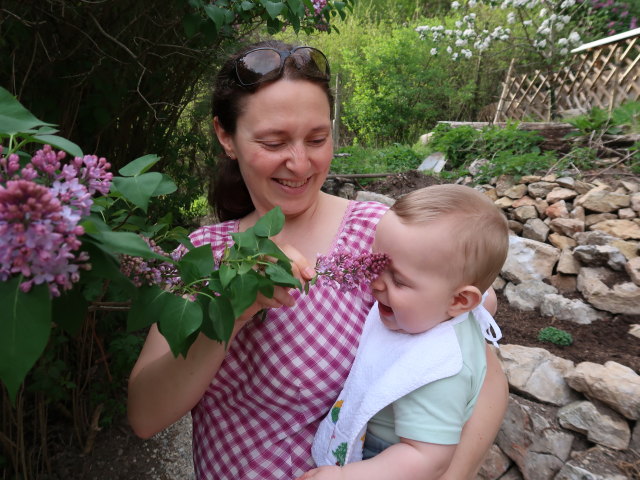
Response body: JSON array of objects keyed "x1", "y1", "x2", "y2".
[
  {"x1": 209, "y1": 40, "x2": 334, "y2": 221},
  {"x1": 391, "y1": 184, "x2": 509, "y2": 292}
]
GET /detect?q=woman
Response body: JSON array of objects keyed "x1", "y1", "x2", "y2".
[{"x1": 127, "y1": 40, "x2": 508, "y2": 479}]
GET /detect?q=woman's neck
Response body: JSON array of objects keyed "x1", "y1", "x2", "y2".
[{"x1": 240, "y1": 193, "x2": 350, "y2": 260}]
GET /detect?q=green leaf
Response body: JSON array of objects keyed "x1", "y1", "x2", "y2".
[
  {"x1": 207, "y1": 295, "x2": 235, "y2": 343},
  {"x1": 118, "y1": 154, "x2": 161, "y2": 176},
  {"x1": 286, "y1": 0, "x2": 304, "y2": 17},
  {"x1": 241, "y1": 0, "x2": 255, "y2": 10},
  {"x1": 219, "y1": 263, "x2": 237, "y2": 288},
  {"x1": 128, "y1": 286, "x2": 203, "y2": 357},
  {"x1": 265, "y1": 263, "x2": 301, "y2": 288},
  {"x1": 32, "y1": 134, "x2": 83, "y2": 157},
  {"x1": 183, "y1": 12, "x2": 201, "y2": 38},
  {"x1": 257, "y1": 274, "x2": 275, "y2": 298},
  {"x1": 127, "y1": 285, "x2": 166, "y2": 331},
  {"x1": 257, "y1": 237, "x2": 289, "y2": 262},
  {"x1": 228, "y1": 273, "x2": 259, "y2": 318},
  {"x1": 0, "y1": 278, "x2": 52, "y2": 404},
  {"x1": 112, "y1": 172, "x2": 163, "y2": 212},
  {"x1": 230, "y1": 229, "x2": 260, "y2": 251},
  {"x1": 52, "y1": 287, "x2": 88, "y2": 336},
  {"x1": 152, "y1": 174, "x2": 178, "y2": 196},
  {"x1": 263, "y1": 0, "x2": 284, "y2": 18},
  {"x1": 204, "y1": 4, "x2": 226, "y2": 29},
  {"x1": 89, "y1": 231, "x2": 171, "y2": 261},
  {"x1": 79, "y1": 241, "x2": 135, "y2": 293},
  {"x1": 253, "y1": 206, "x2": 284, "y2": 238},
  {"x1": 157, "y1": 295, "x2": 203, "y2": 357},
  {"x1": 178, "y1": 244, "x2": 215, "y2": 285},
  {"x1": 0, "y1": 87, "x2": 54, "y2": 135},
  {"x1": 208, "y1": 270, "x2": 223, "y2": 293}
]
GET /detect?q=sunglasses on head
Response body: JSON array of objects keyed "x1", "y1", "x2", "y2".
[{"x1": 233, "y1": 46, "x2": 330, "y2": 86}]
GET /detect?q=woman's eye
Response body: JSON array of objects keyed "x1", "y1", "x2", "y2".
[
  {"x1": 392, "y1": 276, "x2": 405, "y2": 287},
  {"x1": 308, "y1": 137, "x2": 327, "y2": 146},
  {"x1": 261, "y1": 142, "x2": 284, "y2": 149}
]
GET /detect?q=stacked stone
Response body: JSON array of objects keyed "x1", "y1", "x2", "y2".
[{"x1": 483, "y1": 173, "x2": 640, "y2": 319}]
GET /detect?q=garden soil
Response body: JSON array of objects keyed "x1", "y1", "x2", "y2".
[{"x1": 47, "y1": 170, "x2": 640, "y2": 479}]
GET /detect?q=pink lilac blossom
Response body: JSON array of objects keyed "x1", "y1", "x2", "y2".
[
  {"x1": 315, "y1": 249, "x2": 390, "y2": 291},
  {"x1": 0, "y1": 144, "x2": 112, "y2": 296},
  {"x1": 312, "y1": 0, "x2": 327, "y2": 15},
  {"x1": 0, "y1": 179, "x2": 89, "y2": 296},
  {"x1": 119, "y1": 238, "x2": 180, "y2": 288}
]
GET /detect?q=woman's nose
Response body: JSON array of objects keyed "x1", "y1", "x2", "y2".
[{"x1": 285, "y1": 144, "x2": 310, "y2": 174}]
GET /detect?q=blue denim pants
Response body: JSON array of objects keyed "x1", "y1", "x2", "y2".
[{"x1": 362, "y1": 431, "x2": 393, "y2": 460}]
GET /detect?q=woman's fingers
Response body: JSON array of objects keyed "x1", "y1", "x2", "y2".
[{"x1": 280, "y1": 243, "x2": 316, "y2": 281}]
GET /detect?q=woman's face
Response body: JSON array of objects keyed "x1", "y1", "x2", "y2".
[{"x1": 216, "y1": 79, "x2": 333, "y2": 218}]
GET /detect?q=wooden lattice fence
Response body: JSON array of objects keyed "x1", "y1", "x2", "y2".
[{"x1": 494, "y1": 27, "x2": 640, "y2": 122}]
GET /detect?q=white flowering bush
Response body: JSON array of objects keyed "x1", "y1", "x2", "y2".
[{"x1": 416, "y1": 0, "x2": 586, "y2": 64}]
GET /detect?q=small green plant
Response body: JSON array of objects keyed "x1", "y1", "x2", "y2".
[
  {"x1": 427, "y1": 124, "x2": 480, "y2": 170},
  {"x1": 475, "y1": 150, "x2": 557, "y2": 183},
  {"x1": 631, "y1": 141, "x2": 640, "y2": 174},
  {"x1": 563, "y1": 146, "x2": 598, "y2": 171},
  {"x1": 538, "y1": 326, "x2": 573, "y2": 346},
  {"x1": 477, "y1": 122, "x2": 544, "y2": 158},
  {"x1": 565, "y1": 107, "x2": 620, "y2": 136},
  {"x1": 611, "y1": 100, "x2": 640, "y2": 134}
]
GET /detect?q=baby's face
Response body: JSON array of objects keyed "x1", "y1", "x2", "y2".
[{"x1": 370, "y1": 211, "x2": 461, "y2": 334}]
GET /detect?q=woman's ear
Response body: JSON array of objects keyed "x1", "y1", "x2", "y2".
[
  {"x1": 213, "y1": 116, "x2": 236, "y2": 159},
  {"x1": 447, "y1": 286, "x2": 483, "y2": 318}
]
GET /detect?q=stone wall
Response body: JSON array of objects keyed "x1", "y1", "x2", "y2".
[{"x1": 339, "y1": 172, "x2": 640, "y2": 479}]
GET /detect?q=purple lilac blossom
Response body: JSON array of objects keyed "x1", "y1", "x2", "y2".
[
  {"x1": 312, "y1": 0, "x2": 327, "y2": 15},
  {"x1": 0, "y1": 145, "x2": 113, "y2": 296},
  {"x1": 0, "y1": 179, "x2": 89, "y2": 296},
  {"x1": 315, "y1": 249, "x2": 390, "y2": 291},
  {"x1": 119, "y1": 238, "x2": 180, "y2": 288}
]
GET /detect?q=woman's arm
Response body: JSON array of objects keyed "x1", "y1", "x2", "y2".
[
  {"x1": 127, "y1": 286, "x2": 297, "y2": 438},
  {"x1": 127, "y1": 242, "x2": 316, "y2": 438},
  {"x1": 438, "y1": 345, "x2": 508, "y2": 479}
]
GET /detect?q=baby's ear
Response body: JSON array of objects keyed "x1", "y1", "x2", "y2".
[{"x1": 447, "y1": 286, "x2": 483, "y2": 317}]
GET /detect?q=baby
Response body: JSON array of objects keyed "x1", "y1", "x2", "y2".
[{"x1": 300, "y1": 184, "x2": 509, "y2": 480}]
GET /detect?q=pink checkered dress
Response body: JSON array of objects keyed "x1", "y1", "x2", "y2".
[{"x1": 189, "y1": 201, "x2": 387, "y2": 479}]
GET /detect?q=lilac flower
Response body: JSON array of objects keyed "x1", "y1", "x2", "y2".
[
  {"x1": 0, "y1": 144, "x2": 113, "y2": 297},
  {"x1": 70, "y1": 154, "x2": 113, "y2": 195},
  {"x1": 120, "y1": 238, "x2": 180, "y2": 288},
  {"x1": 312, "y1": 0, "x2": 328, "y2": 15},
  {"x1": 315, "y1": 249, "x2": 390, "y2": 291},
  {"x1": 0, "y1": 179, "x2": 89, "y2": 296},
  {"x1": 0, "y1": 149, "x2": 20, "y2": 182}
]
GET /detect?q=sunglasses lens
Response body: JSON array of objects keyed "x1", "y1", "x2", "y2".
[
  {"x1": 309, "y1": 49, "x2": 330, "y2": 76},
  {"x1": 295, "y1": 47, "x2": 330, "y2": 77},
  {"x1": 235, "y1": 47, "x2": 330, "y2": 86},
  {"x1": 236, "y1": 49, "x2": 282, "y2": 85}
]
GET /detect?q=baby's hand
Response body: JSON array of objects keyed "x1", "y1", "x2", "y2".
[{"x1": 296, "y1": 465, "x2": 345, "y2": 480}]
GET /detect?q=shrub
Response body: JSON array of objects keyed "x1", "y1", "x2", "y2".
[
  {"x1": 538, "y1": 327, "x2": 573, "y2": 346},
  {"x1": 477, "y1": 122, "x2": 544, "y2": 158},
  {"x1": 427, "y1": 124, "x2": 481, "y2": 170}
]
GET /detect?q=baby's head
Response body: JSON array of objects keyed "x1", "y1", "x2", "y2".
[{"x1": 371, "y1": 184, "x2": 509, "y2": 334}]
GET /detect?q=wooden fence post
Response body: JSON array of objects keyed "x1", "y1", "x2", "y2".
[{"x1": 494, "y1": 58, "x2": 515, "y2": 123}]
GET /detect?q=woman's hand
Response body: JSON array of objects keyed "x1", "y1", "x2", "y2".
[{"x1": 232, "y1": 243, "x2": 316, "y2": 331}]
